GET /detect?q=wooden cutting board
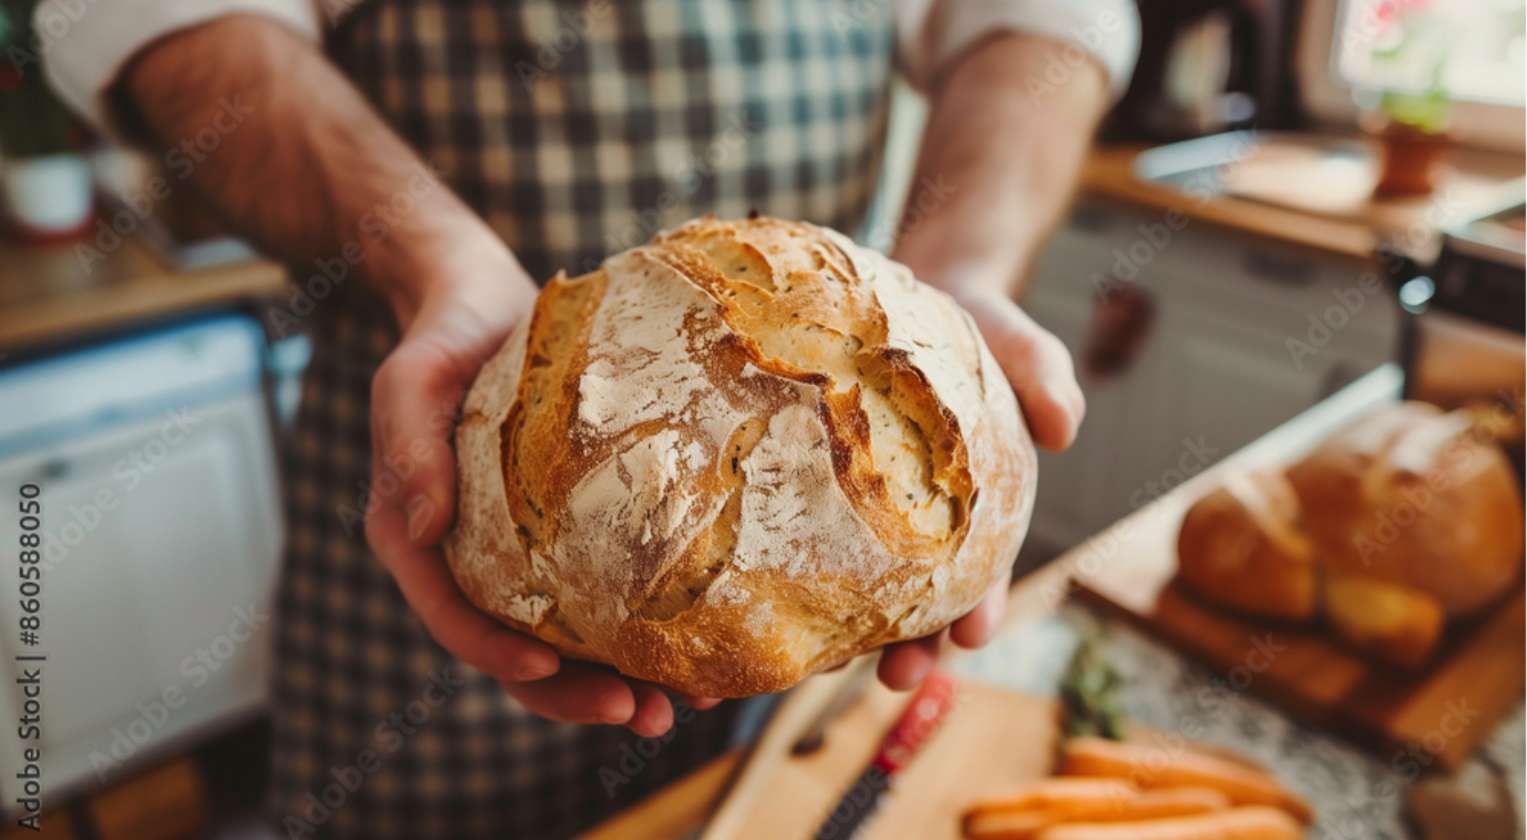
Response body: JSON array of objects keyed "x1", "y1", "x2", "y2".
[
  {"x1": 699, "y1": 678, "x2": 1061, "y2": 840},
  {"x1": 1072, "y1": 465, "x2": 1525, "y2": 772}
]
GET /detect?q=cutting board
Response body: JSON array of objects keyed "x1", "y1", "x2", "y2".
[
  {"x1": 1073, "y1": 480, "x2": 1525, "y2": 772},
  {"x1": 712, "y1": 678, "x2": 1060, "y2": 840}
]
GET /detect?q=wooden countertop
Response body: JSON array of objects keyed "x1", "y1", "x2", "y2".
[
  {"x1": 1080, "y1": 141, "x2": 1523, "y2": 261},
  {"x1": 1, "y1": 136, "x2": 1517, "y2": 353},
  {"x1": 0, "y1": 234, "x2": 287, "y2": 353}
]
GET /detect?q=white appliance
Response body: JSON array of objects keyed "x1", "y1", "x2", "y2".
[{"x1": 0, "y1": 313, "x2": 283, "y2": 802}]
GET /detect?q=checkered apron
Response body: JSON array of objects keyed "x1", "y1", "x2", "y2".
[{"x1": 268, "y1": 2, "x2": 896, "y2": 837}]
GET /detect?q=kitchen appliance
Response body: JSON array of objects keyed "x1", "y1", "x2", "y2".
[
  {"x1": 0, "y1": 313, "x2": 283, "y2": 803},
  {"x1": 1390, "y1": 180, "x2": 1525, "y2": 417},
  {"x1": 1105, "y1": 0, "x2": 1306, "y2": 141}
]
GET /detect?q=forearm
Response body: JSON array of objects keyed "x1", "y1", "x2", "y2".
[
  {"x1": 119, "y1": 14, "x2": 531, "y2": 325},
  {"x1": 894, "y1": 32, "x2": 1109, "y2": 297}
]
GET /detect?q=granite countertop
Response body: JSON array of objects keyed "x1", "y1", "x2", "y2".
[{"x1": 955, "y1": 604, "x2": 1525, "y2": 840}]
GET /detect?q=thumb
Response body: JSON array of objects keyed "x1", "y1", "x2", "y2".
[
  {"x1": 956, "y1": 289, "x2": 1084, "y2": 451},
  {"x1": 369, "y1": 338, "x2": 464, "y2": 548}
]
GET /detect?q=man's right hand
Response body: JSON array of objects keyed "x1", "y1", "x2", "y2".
[
  {"x1": 364, "y1": 251, "x2": 715, "y2": 738},
  {"x1": 117, "y1": 14, "x2": 704, "y2": 737}
]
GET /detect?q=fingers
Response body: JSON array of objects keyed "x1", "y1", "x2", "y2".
[
  {"x1": 628, "y1": 682, "x2": 677, "y2": 737},
  {"x1": 369, "y1": 338, "x2": 465, "y2": 548},
  {"x1": 957, "y1": 290, "x2": 1085, "y2": 451},
  {"x1": 504, "y1": 662, "x2": 638, "y2": 726},
  {"x1": 877, "y1": 571, "x2": 1010, "y2": 691},
  {"x1": 950, "y1": 576, "x2": 1010, "y2": 649},
  {"x1": 992, "y1": 304, "x2": 1084, "y2": 451},
  {"x1": 366, "y1": 502, "x2": 559, "y2": 682},
  {"x1": 877, "y1": 632, "x2": 944, "y2": 691}
]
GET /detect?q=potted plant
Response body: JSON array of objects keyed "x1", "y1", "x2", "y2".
[
  {"x1": 0, "y1": 0, "x2": 93, "y2": 239},
  {"x1": 1362, "y1": 0, "x2": 1453, "y2": 197}
]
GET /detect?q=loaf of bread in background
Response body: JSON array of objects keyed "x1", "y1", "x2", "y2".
[
  {"x1": 1322, "y1": 575, "x2": 1445, "y2": 669},
  {"x1": 1175, "y1": 470, "x2": 1317, "y2": 621},
  {"x1": 1286, "y1": 402, "x2": 1524, "y2": 618},
  {"x1": 1177, "y1": 402, "x2": 1523, "y2": 667},
  {"x1": 445, "y1": 216, "x2": 1037, "y2": 698}
]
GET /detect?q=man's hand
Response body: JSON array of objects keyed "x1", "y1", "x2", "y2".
[
  {"x1": 367, "y1": 261, "x2": 713, "y2": 737},
  {"x1": 121, "y1": 14, "x2": 704, "y2": 736},
  {"x1": 878, "y1": 31, "x2": 1111, "y2": 689},
  {"x1": 874, "y1": 283, "x2": 1084, "y2": 690}
]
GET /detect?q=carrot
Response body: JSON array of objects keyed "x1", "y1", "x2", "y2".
[
  {"x1": 1034, "y1": 805, "x2": 1304, "y2": 840},
  {"x1": 1060, "y1": 738, "x2": 1312, "y2": 823},
  {"x1": 965, "y1": 778, "x2": 1142, "y2": 818},
  {"x1": 964, "y1": 810, "x2": 1048, "y2": 840},
  {"x1": 963, "y1": 780, "x2": 1230, "y2": 839}
]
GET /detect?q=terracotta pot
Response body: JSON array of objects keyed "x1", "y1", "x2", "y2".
[{"x1": 1373, "y1": 122, "x2": 1449, "y2": 198}]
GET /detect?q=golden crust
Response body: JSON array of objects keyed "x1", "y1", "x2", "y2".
[
  {"x1": 445, "y1": 216, "x2": 1036, "y2": 697},
  {"x1": 1285, "y1": 402, "x2": 1524, "y2": 617},
  {"x1": 1176, "y1": 470, "x2": 1318, "y2": 622}
]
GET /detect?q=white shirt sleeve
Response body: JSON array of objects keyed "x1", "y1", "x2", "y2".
[
  {"x1": 896, "y1": 0, "x2": 1141, "y2": 98},
  {"x1": 37, "y1": 0, "x2": 322, "y2": 131}
]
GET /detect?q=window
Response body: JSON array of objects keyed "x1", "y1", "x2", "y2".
[
  {"x1": 1334, "y1": 0, "x2": 1525, "y2": 106},
  {"x1": 1298, "y1": 0, "x2": 1526, "y2": 149}
]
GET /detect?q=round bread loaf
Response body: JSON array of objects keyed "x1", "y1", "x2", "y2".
[
  {"x1": 445, "y1": 216, "x2": 1036, "y2": 697},
  {"x1": 1285, "y1": 402, "x2": 1523, "y2": 617},
  {"x1": 1175, "y1": 469, "x2": 1317, "y2": 622}
]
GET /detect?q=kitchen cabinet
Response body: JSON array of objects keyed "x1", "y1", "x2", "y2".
[
  {"x1": 1019, "y1": 197, "x2": 1400, "y2": 557},
  {"x1": 0, "y1": 314, "x2": 282, "y2": 802}
]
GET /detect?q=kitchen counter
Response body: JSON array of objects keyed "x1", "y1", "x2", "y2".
[
  {"x1": 3, "y1": 136, "x2": 1516, "y2": 356},
  {"x1": 583, "y1": 365, "x2": 1525, "y2": 840},
  {"x1": 0, "y1": 233, "x2": 286, "y2": 353},
  {"x1": 1080, "y1": 141, "x2": 1524, "y2": 261}
]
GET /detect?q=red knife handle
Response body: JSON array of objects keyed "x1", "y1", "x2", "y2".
[{"x1": 871, "y1": 669, "x2": 957, "y2": 775}]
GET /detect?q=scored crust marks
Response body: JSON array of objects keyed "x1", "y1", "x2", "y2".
[
  {"x1": 574, "y1": 249, "x2": 733, "y2": 438},
  {"x1": 445, "y1": 216, "x2": 1039, "y2": 695},
  {"x1": 733, "y1": 402, "x2": 898, "y2": 582},
  {"x1": 503, "y1": 219, "x2": 1006, "y2": 651},
  {"x1": 556, "y1": 250, "x2": 746, "y2": 623}
]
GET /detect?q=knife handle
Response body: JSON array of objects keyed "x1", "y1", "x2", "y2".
[{"x1": 872, "y1": 669, "x2": 957, "y2": 775}]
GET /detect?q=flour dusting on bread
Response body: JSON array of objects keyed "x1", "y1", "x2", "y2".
[{"x1": 444, "y1": 216, "x2": 1036, "y2": 697}]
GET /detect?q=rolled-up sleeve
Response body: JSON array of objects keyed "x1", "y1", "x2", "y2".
[
  {"x1": 897, "y1": 0, "x2": 1141, "y2": 97},
  {"x1": 36, "y1": 0, "x2": 321, "y2": 130}
]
